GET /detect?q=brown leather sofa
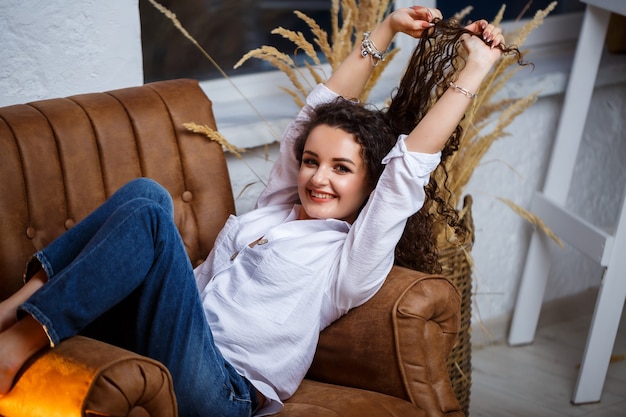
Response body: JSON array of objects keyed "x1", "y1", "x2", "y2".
[{"x1": 0, "y1": 79, "x2": 464, "y2": 417}]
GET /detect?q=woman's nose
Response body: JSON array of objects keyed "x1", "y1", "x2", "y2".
[{"x1": 311, "y1": 167, "x2": 329, "y2": 186}]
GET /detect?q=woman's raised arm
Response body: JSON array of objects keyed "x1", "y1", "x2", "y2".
[
  {"x1": 325, "y1": 6, "x2": 440, "y2": 100},
  {"x1": 404, "y1": 21, "x2": 505, "y2": 154}
]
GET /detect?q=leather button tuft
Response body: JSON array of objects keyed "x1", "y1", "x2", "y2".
[
  {"x1": 65, "y1": 219, "x2": 75, "y2": 229},
  {"x1": 26, "y1": 227, "x2": 36, "y2": 239},
  {"x1": 182, "y1": 191, "x2": 193, "y2": 202}
]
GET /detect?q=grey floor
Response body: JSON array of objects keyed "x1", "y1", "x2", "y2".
[{"x1": 470, "y1": 290, "x2": 626, "y2": 417}]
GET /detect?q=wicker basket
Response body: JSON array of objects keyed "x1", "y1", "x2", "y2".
[{"x1": 439, "y1": 195, "x2": 474, "y2": 416}]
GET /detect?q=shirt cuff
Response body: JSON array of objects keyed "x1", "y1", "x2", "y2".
[{"x1": 382, "y1": 135, "x2": 441, "y2": 177}]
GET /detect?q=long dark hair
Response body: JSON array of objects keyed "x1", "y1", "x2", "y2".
[{"x1": 387, "y1": 18, "x2": 524, "y2": 273}]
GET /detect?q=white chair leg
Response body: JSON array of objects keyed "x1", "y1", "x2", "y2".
[
  {"x1": 508, "y1": 231, "x2": 554, "y2": 346},
  {"x1": 573, "y1": 192, "x2": 626, "y2": 404}
]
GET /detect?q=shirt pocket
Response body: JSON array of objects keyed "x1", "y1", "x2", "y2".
[{"x1": 232, "y1": 247, "x2": 316, "y2": 325}]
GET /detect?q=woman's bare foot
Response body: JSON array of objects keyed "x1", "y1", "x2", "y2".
[{"x1": 0, "y1": 315, "x2": 49, "y2": 396}]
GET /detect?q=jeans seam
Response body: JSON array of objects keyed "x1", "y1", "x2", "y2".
[{"x1": 19, "y1": 303, "x2": 58, "y2": 347}]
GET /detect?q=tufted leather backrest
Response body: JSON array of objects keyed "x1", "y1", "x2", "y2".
[{"x1": 0, "y1": 79, "x2": 235, "y2": 300}]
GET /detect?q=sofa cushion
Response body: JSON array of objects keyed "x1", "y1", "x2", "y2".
[{"x1": 279, "y1": 380, "x2": 425, "y2": 417}]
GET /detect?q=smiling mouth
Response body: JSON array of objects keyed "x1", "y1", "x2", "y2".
[{"x1": 310, "y1": 190, "x2": 336, "y2": 200}]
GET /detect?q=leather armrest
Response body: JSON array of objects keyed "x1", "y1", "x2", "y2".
[
  {"x1": 0, "y1": 336, "x2": 177, "y2": 417},
  {"x1": 308, "y1": 265, "x2": 463, "y2": 416}
]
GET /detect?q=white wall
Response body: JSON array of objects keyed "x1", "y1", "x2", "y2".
[
  {"x1": 0, "y1": 0, "x2": 142, "y2": 107},
  {"x1": 2, "y1": 1, "x2": 625, "y2": 341}
]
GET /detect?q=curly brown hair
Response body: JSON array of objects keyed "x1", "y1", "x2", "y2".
[{"x1": 387, "y1": 18, "x2": 524, "y2": 273}]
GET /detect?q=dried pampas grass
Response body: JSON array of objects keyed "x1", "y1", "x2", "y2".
[
  {"x1": 498, "y1": 197, "x2": 564, "y2": 247},
  {"x1": 183, "y1": 122, "x2": 246, "y2": 158},
  {"x1": 235, "y1": 0, "x2": 396, "y2": 104}
]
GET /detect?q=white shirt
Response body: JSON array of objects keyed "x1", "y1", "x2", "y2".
[{"x1": 194, "y1": 84, "x2": 441, "y2": 415}]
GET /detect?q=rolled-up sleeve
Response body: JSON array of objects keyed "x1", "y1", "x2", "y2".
[
  {"x1": 333, "y1": 135, "x2": 441, "y2": 310},
  {"x1": 256, "y1": 84, "x2": 341, "y2": 209}
]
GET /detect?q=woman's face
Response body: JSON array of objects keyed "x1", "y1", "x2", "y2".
[{"x1": 297, "y1": 124, "x2": 371, "y2": 223}]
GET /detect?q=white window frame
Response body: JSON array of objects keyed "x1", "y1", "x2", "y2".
[{"x1": 200, "y1": 0, "x2": 584, "y2": 149}]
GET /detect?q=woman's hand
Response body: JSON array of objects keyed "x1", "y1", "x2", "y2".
[
  {"x1": 460, "y1": 20, "x2": 505, "y2": 70},
  {"x1": 388, "y1": 6, "x2": 442, "y2": 38}
]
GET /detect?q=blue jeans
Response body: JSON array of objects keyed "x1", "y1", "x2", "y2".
[{"x1": 19, "y1": 178, "x2": 259, "y2": 417}]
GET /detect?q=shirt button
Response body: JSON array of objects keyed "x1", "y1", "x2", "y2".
[
  {"x1": 230, "y1": 251, "x2": 239, "y2": 261},
  {"x1": 257, "y1": 238, "x2": 269, "y2": 245}
]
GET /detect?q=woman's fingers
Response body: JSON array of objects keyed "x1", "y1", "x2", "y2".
[
  {"x1": 391, "y1": 6, "x2": 439, "y2": 38},
  {"x1": 464, "y1": 19, "x2": 505, "y2": 48},
  {"x1": 464, "y1": 19, "x2": 488, "y2": 33},
  {"x1": 483, "y1": 24, "x2": 504, "y2": 47},
  {"x1": 410, "y1": 5, "x2": 442, "y2": 22}
]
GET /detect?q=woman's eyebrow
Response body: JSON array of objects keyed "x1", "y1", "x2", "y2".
[
  {"x1": 332, "y1": 157, "x2": 356, "y2": 166},
  {"x1": 303, "y1": 150, "x2": 356, "y2": 166}
]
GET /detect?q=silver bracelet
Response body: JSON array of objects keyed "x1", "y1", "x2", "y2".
[
  {"x1": 448, "y1": 82, "x2": 478, "y2": 99},
  {"x1": 361, "y1": 31, "x2": 386, "y2": 66}
]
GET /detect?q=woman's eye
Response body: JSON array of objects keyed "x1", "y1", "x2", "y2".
[
  {"x1": 335, "y1": 164, "x2": 351, "y2": 174},
  {"x1": 303, "y1": 158, "x2": 318, "y2": 166}
]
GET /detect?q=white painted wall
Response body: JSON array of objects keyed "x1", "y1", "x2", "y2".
[
  {"x1": 2, "y1": 1, "x2": 625, "y2": 340},
  {"x1": 0, "y1": 0, "x2": 142, "y2": 107}
]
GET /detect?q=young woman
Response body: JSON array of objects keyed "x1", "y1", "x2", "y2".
[{"x1": 0, "y1": 6, "x2": 511, "y2": 416}]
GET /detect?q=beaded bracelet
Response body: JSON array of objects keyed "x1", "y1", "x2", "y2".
[
  {"x1": 361, "y1": 31, "x2": 386, "y2": 66},
  {"x1": 448, "y1": 82, "x2": 478, "y2": 99}
]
